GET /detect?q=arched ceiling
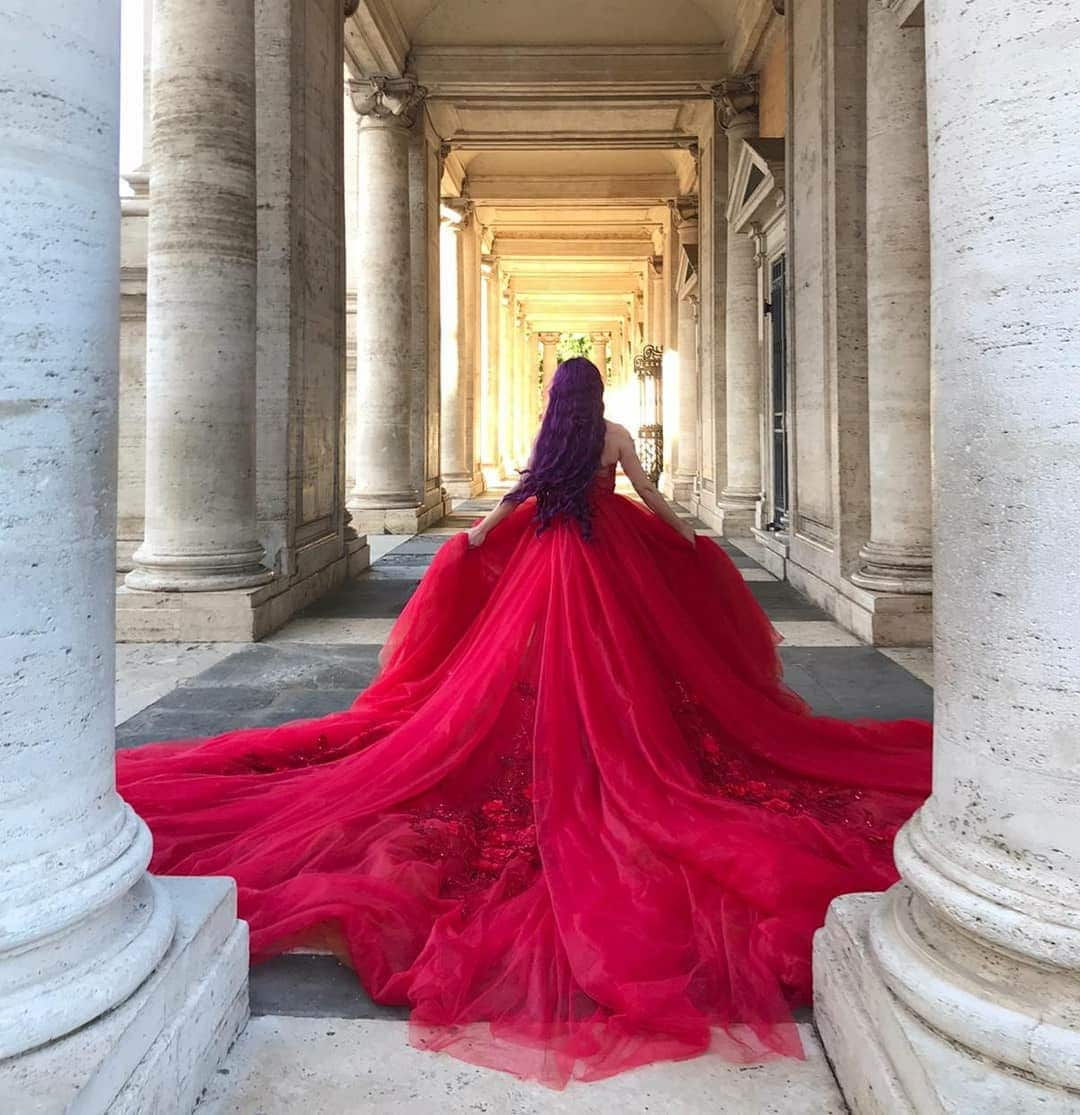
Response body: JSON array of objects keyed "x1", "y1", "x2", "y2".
[{"x1": 397, "y1": 0, "x2": 733, "y2": 48}]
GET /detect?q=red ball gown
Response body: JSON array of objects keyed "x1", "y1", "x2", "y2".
[{"x1": 117, "y1": 465, "x2": 931, "y2": 1088}]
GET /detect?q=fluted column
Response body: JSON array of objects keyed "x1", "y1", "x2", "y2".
[
  {"x1": 850, "y1": 3, "x2": 932, "y2": 594},
  {"x1": 717, "y1": 76, "x2": 763, "y2": 533},
  {"x1": 127, "y1": 0, "x2": 272, "y2": 591},
  {"x1": 539, "y1": 332, "x2": 561, "y2": 393},
  {"x1": 1, "y1": 1, "x2": 174, "y2": 1056},
  {"x1": 816, "y1": 2, "x2": 1080, "y2": 1109},
  {"x1": 346, "y1": 75, "x2": 425, "y2": 513}
]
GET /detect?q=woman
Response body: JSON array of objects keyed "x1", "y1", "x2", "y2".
[{"x1": 118, "y1": 357, "x2": 931, "y2": 1088}]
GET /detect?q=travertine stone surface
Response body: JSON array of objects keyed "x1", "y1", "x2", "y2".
[
  {"x1": 128, "y1": 0, "x2": 272, "y2": 592},
  {"x1": 0, "y1": 0, "x2": 175, "y2": 1059},
  {"x1": 818, "y1": 1, "x2": 1080, "y2": 1109},
  {"x1": 348, "y1": 76, "x2": 425, "y2": 512},
  {"x1": 718, "y1": 79, "x2": 763, "y2": 527},
  {"x1": 851, "y1": 4, "x2": 932, "y2": 595}
]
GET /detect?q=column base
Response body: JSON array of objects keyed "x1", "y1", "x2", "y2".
[
  {"x1": 0, "y1": 876, "x2": 248, "y2": 1115},
  {"x1": 785, "y1": 552, "x2": 933, "y2": 646},
  {"x1": 814, "y1": 893, "x2": 1080, "y2": 1115},
  {"x1": 659, "y1": 472, "x2": 696, "y2": 503},
  {"x1": 348, "y1": 494, "x2": 447, "y2": 536},
  {"x1": 851, "y1": 541, "x2": 933, "y2": 595},
  {"x1": 443, "y1": 473, "x2": 485, "y2": 501},
  {"x1": 117, "y1": 532, "x2": 370, "y2": 641},
  {"x1": 125, "y1": 545, "x2": 274, "y2": 594}
]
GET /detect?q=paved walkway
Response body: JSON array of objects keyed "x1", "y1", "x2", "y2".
[{"x1": 116, "y1": 501, "x2": 932, "y2": 1112}]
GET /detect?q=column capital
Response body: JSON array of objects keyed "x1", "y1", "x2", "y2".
[
  {"x1": 347, "y1": 74, "x2": 427, "y2": 128},
  {"x1": 712, "y1": 74, "x2": 759, "y2": 132},
  {"x1": 440, "y1": 196, "x2": 472, "y2": 230},
  {"x1": 538, "y1": 331, "x2": 562, "y2": 345},
  {"x1": 670, "y1": 197, "x2": 699, "y2": 229},
  {"x1": 589, "y1": 330, "x2": 611, "y2": 342}
]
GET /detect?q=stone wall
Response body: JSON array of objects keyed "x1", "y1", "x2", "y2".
[
  {"x1": 785, "y1": 0, "x2": 873, "y2": 626},
  {"x1": 758, "y1": 24, "x2": 786, "y2": 138}
]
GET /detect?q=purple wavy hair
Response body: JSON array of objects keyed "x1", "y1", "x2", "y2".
[{"x1": 504, "y1": 356, "x2": 606, "y2": 538}]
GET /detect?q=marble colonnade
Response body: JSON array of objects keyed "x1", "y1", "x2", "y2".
[
  {"x1": 1, "y1": 2, "x2": 245, "y2": 1106},
  {"x1": 716, "y1": 76, "x2": 763, "y2": 534},
  {"x1": 815, "y1": 2, "x2": 1080, "y2": 1111}
]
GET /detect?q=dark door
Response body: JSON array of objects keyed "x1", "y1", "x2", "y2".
[{"x1": 767, "y1": 254, "x2": 789, "y2": 530}]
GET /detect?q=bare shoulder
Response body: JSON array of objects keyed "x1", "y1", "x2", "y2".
[{"x1": 604, "y1": 420, "x2": 633, "y2": 444}]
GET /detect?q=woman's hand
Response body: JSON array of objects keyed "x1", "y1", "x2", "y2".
[
  {"x1": 677, "y1": 520, "x2": 697, "y2": 547},
  {"x1": 467, "y1": 525, "x2": 487, "y2": 549}
]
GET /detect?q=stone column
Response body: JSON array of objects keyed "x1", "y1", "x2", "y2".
[
  {"x1": 591, "y1": 331, "x2": 610, "y2": 380},
  {"x1": 0, "y1": 2, "x2": 176, "y2": 1061},
  {"x1": 539, "y1": 332, "x2": 561, "y2": 392},
  {"x1": 516, "y1": 318, "x2": 534, "y2": 460},
  {"x1": 717, "y1": 76, "x2": 763, "y2": 534},
  {"x1": 648, "y1": 256, "x2": 665, "y2": 347},
  {"x1": 127, "y1": 0, "x2": 271, "y2": 592},
  {"x1": 815, "y1": 2, "x2": 1080, "y2": 1110},
  {"x1": 479, "y1": 256, "x2": 500, "y2": 482},
  {"x1": 672, "y1": 291, "x2": 701, "y2": 500},
  {"x1": 498, "y1": 287, "x2": 515, "y2": 477},
  {"x1": 346, "y1": 75, "x2": 425, "y2": 517},
  {"x1": 666, "y1": 210, "x2": 700, "y2": 501},
  {"x1": 439, "y1": 201, "x2": 471, "y2": 494},
  {"x1": 850, "y1": 4, "x2": 932, "y2": 596}
]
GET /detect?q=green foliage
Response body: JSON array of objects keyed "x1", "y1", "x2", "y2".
[{"x1": 557, "y1": 333, "x2": 593, "y2": 361}]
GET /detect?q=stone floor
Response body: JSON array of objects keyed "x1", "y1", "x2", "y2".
[{"x1": 115, "y1": 499, "x2": 933, "y2": 1113}]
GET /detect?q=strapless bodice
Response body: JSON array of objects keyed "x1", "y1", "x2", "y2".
[{"x1": 592, "y1": 462, "x2": 617, "y2": 494}]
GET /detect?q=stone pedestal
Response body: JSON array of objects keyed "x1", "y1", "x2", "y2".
[
  {"x1": 0, "y1": 5, "x2": 245, "y2": 1103},
  {"x1": 128, "y1": 0, "x2": 272, "y2": 595},
  {"x1": 848, "y1": 0, "x2": 932, "y2": 641},
  {"x1": 815, "y1": 1, "x2": 1080, "y2": 1109},
  {"x1": 347, "y1": 75, "x2": 428, "y2": 532},
  {"x1": 717, "y1": 78, "x2": 763, "y2": 536}
]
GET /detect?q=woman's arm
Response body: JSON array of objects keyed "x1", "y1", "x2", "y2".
[
  {"x1": 467, "y1": 496, "x2": 517, "y2": 547},
  {"x1": 468, "y1": 435, "x2": 537, "y2": 547},
  {"x1": 616, "y1": 427, "x2": 697, "y2": 545}
]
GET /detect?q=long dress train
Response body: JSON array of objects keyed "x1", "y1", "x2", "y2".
[{"x1": 116, "y1": 466, "x2": 931, "y2": 1088}]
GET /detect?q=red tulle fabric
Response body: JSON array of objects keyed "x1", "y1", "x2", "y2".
[{"x1": 117, "y1": 469, "x2": 931, "y2": 1088}]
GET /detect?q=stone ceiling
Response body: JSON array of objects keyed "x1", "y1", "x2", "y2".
[{"x1": 347, "y1": 0, "x2": 776, "y2": 341}]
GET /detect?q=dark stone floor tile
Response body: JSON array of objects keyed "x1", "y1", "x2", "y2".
[
  {"x1": 746, "y1": 581, "x2": 831, "y2": 621},
  {"x1": 154, "y1": 684, "x2": 277, "y2": 712},
  {"x1": 250, "y1": 955, "x2": 410, "y2": 1020},
  {"x1": 192, "y1": 644, "x2": 381, "y2": 690},
  {"x1": 779, "y1": 646, "x2": 933, "y2": 721},
  {"x1": 300, "y1": 577, "x2": 420, "y2": 618},
  {"x1": 388, "y1": 538, "x2": 450, "y2": 555},
  {"x1": 372, "y1": 552, "x2": 437, "y2": 568},
  {"x1": 263, "y1": 689, "x2": 360, "y2": 722},
  {"x1": 116, "y1": 708, "x2": 255, "y2": 749}
]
